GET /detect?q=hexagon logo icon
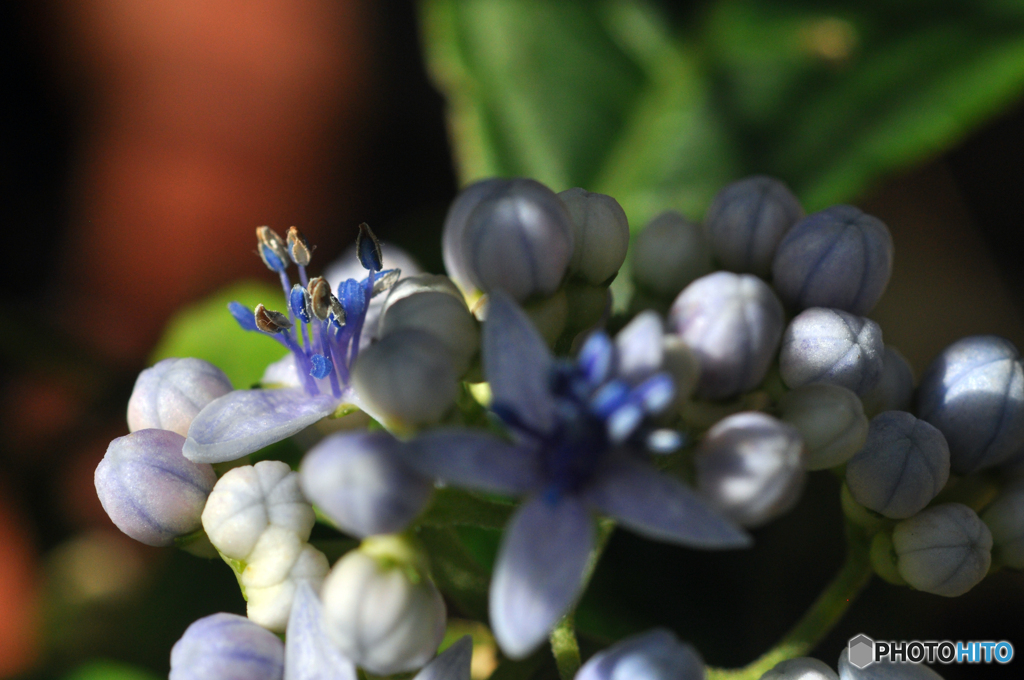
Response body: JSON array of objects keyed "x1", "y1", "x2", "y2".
[{"x1": 848, "y1": 634, "x2": 875, "y2": 669}]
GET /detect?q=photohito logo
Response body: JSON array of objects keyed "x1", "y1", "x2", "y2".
[{"x1": 848, "y1": 634, "x2": 1014, "y2": 669}]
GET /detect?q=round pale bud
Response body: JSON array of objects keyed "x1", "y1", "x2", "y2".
[
  {"x1": 838, "y1": 646, "x2": 944, "y2": 679},
  {"x1": 95, "y1": 429, "x2": 216, "y2": 547},
  {"x1": 670, "y1": 271, "x2": 784, "y2": 400},
  {"x1": 169, "y1": 613, "x2": 284, "y2": 680},
  {"x1": 631, "y1": 211, "x2": 713, "y2": 298},
  {"x1": 705, "y1": 175, "x2": 804, "y2": 278},
  {"x1": 779, "y1": 384, "x2": 868, "y2": 470},
  {"x1": 382, "y1": 273, "x2": 463, "y2": 307},
  {"x1": 779, "y1": 308, "x2": 884, "y2": 396},
  {"x1": 772, "y1": 205, "x2": 894, "y2": 315},
  {"x1": 127, "y1": 358, "x2": 232, "y2": 436},
  {"x1": 244, "y1": 537, "x2": 329, "y2": 632},
  {"x1": 379, "y1": 290, "x2": 479, "y2": 376},
  {"x1": 981, "y1": 480, "x2": 1024, "y2": 569},
  {"x1": 695, "y1": 412, "x2": 806, "y2": 527},
  {"x1": 558, "y1": 187, "x2": 629, "y2": 285},
  {"x1": 201, "y1": 460, "x2": 315, "y2": 561},
  {"x1": 442, "y1": 178, "x2": 573, "y2": 301},
  {"x1": 575, "y1": 628, "x2": 705, "y2": 680},
  {"x1": 321, "y1": 536, "x2": 446, "y2": 675},
  {"x1": 859, "y1": 345, "x2": 914, "y2": 417},
  {"x1": 846, "y1": 412, "x2": 950, "y2": 520},
  {"x1": 760, "y1": 657, "x2": 838, "y2": 680},
  {"x1": 300, "y1": 431, "x2": 433, "y2": 538},
  {"x1": 892, "y1": 503, "x2": 992, "y2": 597},
  {"x1": 916, "y1": 335, "x2": 1024, "y2": 474},
  {"x1": 352, "y1": 329, "x2": 460, "y2": 428}
]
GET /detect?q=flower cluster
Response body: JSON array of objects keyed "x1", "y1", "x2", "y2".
[{"x1": 95, "y1": 175, "x2": 1024, "y2": 679}]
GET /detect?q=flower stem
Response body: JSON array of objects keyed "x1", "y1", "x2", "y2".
[
  {"x1": 706, "y1": 522, "x2": 873, "y2": 680},
  {"x1": 550, "y1": 518, "x2": 617, "y2": 680}
]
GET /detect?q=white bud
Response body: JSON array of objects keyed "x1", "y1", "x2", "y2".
[
  {"x1": 127, "y1": 358, "x2": 233, "y2": 436},
  {"x1": 558, "y1": 188, "x2": 630, "y2": 285},
  {"x1": 379, "y1": 290, "x2": 479, "y2": 376},
  {"x1": 201, "y1": 461, "x2": 315, "y2": 561},
  {"x1": 779, "y1": 384, "x2": 868, "y2": 470},
  {"x1": 321, "y1": 536, "x2": 446, "y2": 675},
  {"x1": 352, "y1": 329, "x2": 460, "y2": 428},
  {"x1": 892, "y1": 503, "x2": 992, "y2": 597},
  {"x1": 245, "y1": 541, "x2": 329, "y2": 632}
]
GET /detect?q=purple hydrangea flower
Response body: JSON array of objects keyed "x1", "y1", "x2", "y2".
[
  {"x1": 182, "y1": 225, "x2": 402, "y2": 464},
  {"x1": 401, "y1": 292, "x2": 750, "y2": 659}
]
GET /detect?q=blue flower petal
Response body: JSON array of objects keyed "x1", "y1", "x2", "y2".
[
  {"x1": 490, "y1": 495, "x2": 593, "y2": 659},
  {"x1": 183, "y1": 387, "x2": 339, "y2": 464},
  {"x1": 285, "y1": 583, "x2": 358, "y2": 680},
  {"x1": 401, "y1": 430, "x2": 541, "y2": 496},
  {"x1": 578, "y1": 332, "x2": 614, "y2": 386},
  {"x1": 614, "y1": 311, "x2": 664, "y2": 384},
  {"x1": 412, "y1": 636, "x2": 473, "y2": 680},
  {"x1": 483, "y1": 291, "x2": 555, "y2": 435},
  {"x1": 585, "y1": 457, "x2": 751, "y2": 549}
]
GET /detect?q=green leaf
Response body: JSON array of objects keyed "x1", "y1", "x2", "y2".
[
  {"x1": 422, "y1": 0, "x2": 1024, "y2": 223},
  {"x1": 418, "y1": 487, "x2": 516, "y2": 529},
  {"x1": 149, "y1": 281, "x2": 287, "y2": 389},
  {"x1": 62, "y1": 660, "x2": 161, "y2": 680}
]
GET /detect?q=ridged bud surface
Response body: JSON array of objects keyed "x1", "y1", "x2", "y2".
[
  {"x1": 442, "y1": 178, "x2": 573, "y2": 301},
  {"x1": 695, "y1": 412, "x2": 806, "y2": 527},
  {"x1": 779, "y1": 308, "x2": 883, "y2": 396},
  {"x1": 300, "y1": 431, "x2": 433, "y2": 538},
  {"x1": 95, "y1": 429, "x2": 216, "y2": 546},
  {"x1": 379, "y1": 289, "x2": 479, "y2": 376},
  {"x1": 846, "y1": 411, "x2": 950, "y2": 519},
  {"x1": 321, "y1": 537, "x2": 446, "y2": 675},
  {"x1": 893, "y1": 503, "x2": 992, "y2": 597},
  {"x1": 127, "y1": 358, "x2": 232, "y2": 436},
  {"x1": 916, "y1": 335, "x2": 1024, "y2": 474},
  {"x1": 631, "y1": 211, "x2": 712, "y2": 297},
  {"x1": 169, "y1": 613, "x2": 284, "y2": 680},
  {"x1": 558, "y1": 187, "x2": 629, "y2": 285},
  {"x1": 771, "y1": 205, "x2": 894, "y2": 315},
  {"x1": 860, "y1": 345, "x2": 914, "y2": 417},
  {"x1": 705, "y1": 175, "x2": 803, "y2": 277},
  {"x1": 670, "y1": 271, "x2": 784, "y2": 400},
  {"x1": 779, "y1": 384, "x2": 868, "y2": 470}
]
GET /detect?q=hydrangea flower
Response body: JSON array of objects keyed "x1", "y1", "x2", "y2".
[
  {"x1": 400, "y1": 291, "x2": 750, "y2": 658},
  {"x1": 182, "y1": 225, "x2": 401, "y2": 464}
]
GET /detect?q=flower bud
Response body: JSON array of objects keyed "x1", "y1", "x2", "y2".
[
  {"x1": 980, "y1": 480, "x2": 1024, "y2": 568},
  {"x1": 631, "y1": 211, "x2": 712, "y2": 298},
  {"x1": 892, "y1": 503, "x2": 992, "y2": 597},
  {"x1": 859, "y1": 345, "x2": 914, "y2": 417},
  {"x1": 557, "y1": 187, "x2": 629, "y2": 285},
  {"x1": 442, "y1": 178, "x2": 573, "y2": 301},
  {"x1": 95, "y1": 429, "x2": 216, "y2": 547},
  {"x1": 838, "y1": 646, "x2": 943, "y2": 680},
  {"x1": 243, "y1": 531, "x2": 329, "y2": 632},
  {"x1": 695, "y1": 412, "x2": 805, "y2": 527},
  {"x1": 383, "y1": 273, "x2": 464, "y2": 307},
  {"x1": 669, "y1": 271, "x2": 784, "y2": 400},
  {"x1": 321, "y1": 535, "x2": 446, "y2": 675},
  {"x1": 771, "y1": 205, "x2": 894, "y2": 315},
  {"x1": 916, "y1": 335, "x2": 1024, "y2": 474},
  {"x1": 846, "y1": 412, "x2": 950, "y2": 519},
  {"x1": 201, "y1": 460, "x2": 315, "y2": 561},
  {"x1": 779, "y1": 384, "x2": 868, "y2": 470},
  {"x1": 352, "y1": 329, "x2": 460, "y2": 428},
  {"x1": 705, "y1": 175, "x2": 803, "y2": 278},
  {"x1": 779, "y1": 308, "x2": 883, "y2": 396},
  {"x1": 169, "y1": 613, "x2": 284, "y2": 680},
  {"x1": 300, "y1": 431, "x2": 433, "y2": 538},
  {"x1": 127, "y1": 358, "x2": 232, "y2": 436},
  {"x1": 575, "y1": 628, "x2": 704, "y2": 680},
  {"x1": 379, "y1": 290, "x2": 479, "y2": 376},
  {"x1": 760, "y1": 657, "x2": 837, "y2": 680}
]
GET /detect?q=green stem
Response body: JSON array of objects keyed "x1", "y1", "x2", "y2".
[
  {"x1": 706, "y1": 523, "x2": 873, "y2": 680},
  {"x1": 551, "y1": 614, "x2": 582, "y2": 680},
  {"x1": 549, "y1": 518, "x2": 617, "y2": 680}
]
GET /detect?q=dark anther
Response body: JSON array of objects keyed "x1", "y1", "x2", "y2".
[
  {"x1": 307, "y1": 276, "x2": 332, "y2": 321},
  {"x1": 256, "y1": 226, "x2": 290, "y2": 272},
  {"x1": 254, "y1": 303, "x2": 293, "y2": 333},
  {"x1": 286, "y1": 226, "x2": 313, "y2": 266},
  {"x1": 355, "y1": 222, "x2": 383, "y2": 272}
]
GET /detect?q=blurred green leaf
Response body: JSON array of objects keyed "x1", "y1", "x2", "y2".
[
  {"x1": 149, "y1": 281, "x2": 286, "y2": 389},
  {"x1": 422, "y1": 0, "x2": 1024, "y2": 220},
  {"x1": 62, "y1": 660, "x2": 160, "y2": 680}
]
